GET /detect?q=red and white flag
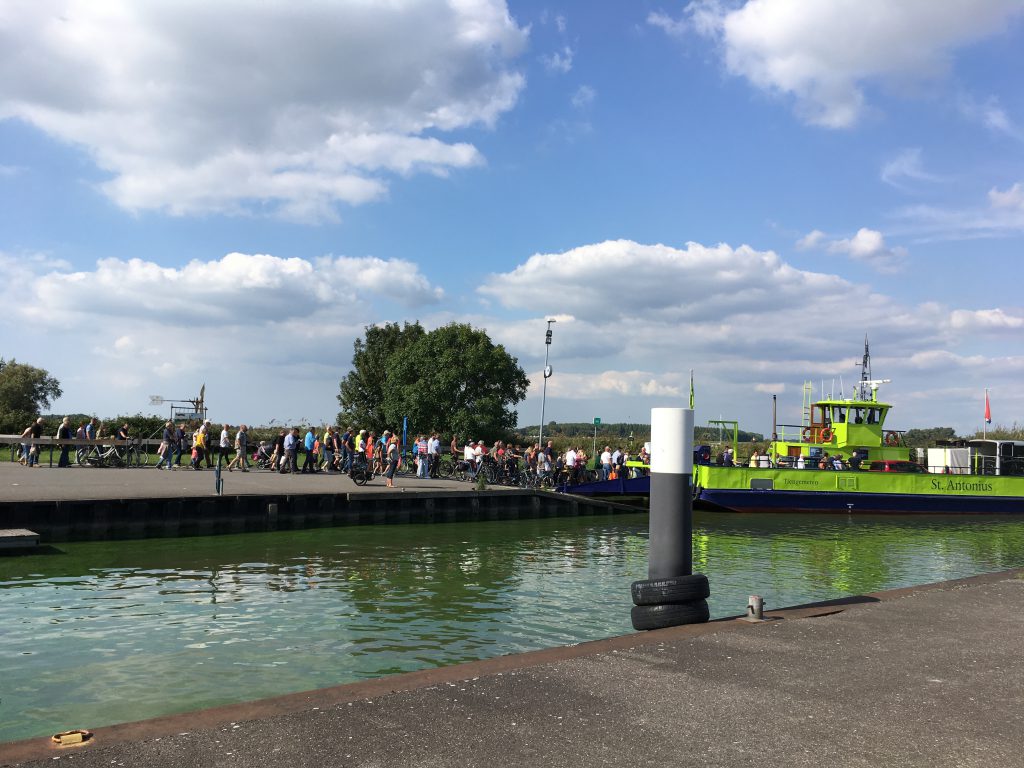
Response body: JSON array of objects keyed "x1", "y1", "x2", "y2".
[{"x1": 984, "y1": 390, "x2": 992, "y2": 424}]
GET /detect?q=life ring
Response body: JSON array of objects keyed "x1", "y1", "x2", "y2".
[
  {"x1": 801, "y1": 427, "x2": 813, "y2": 442},
  {"x1": 885, "y1": 431, "x2": 900, "y2": 446},
  {"x1": 819, "y1": 427, "x2": 833, "y2": 442}
]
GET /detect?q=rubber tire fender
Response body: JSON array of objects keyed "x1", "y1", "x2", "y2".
[
  {"x1": 631, "y1": 599, "x2": 710, "y2": 631},
  {"x1": 631, "y1": 573, "x2": 710, "y2": 606}
]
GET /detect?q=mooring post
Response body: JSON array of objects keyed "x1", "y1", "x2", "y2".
[
  {"x1": 648, "y1": 407, "x2": 693, "y2": 580},
  {"x1": 630, "y1": 407, "x2": 708, "y2": 630}
]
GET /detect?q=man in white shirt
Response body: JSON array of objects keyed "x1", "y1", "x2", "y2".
[
  {"x1": 427, "y1": 433, "x2": 440, "y2": 478},
  {"x1": 600, "y1": 446, "x2": 612, "y2": 480}
]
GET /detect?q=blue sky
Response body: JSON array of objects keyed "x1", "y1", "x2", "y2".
[{"x1": 1, "y1": 0, "x2": 1023, "y2": 436}]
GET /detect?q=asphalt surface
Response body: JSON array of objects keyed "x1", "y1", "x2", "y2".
[
  {"x1": 0, "y1": 462, "x2": 510, "y2": 502},
  {"x1": 2, "y1": 569, "x2": 1022, "y2": 767}
]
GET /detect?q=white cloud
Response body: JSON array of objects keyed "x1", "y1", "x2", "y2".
[
  {"x1": 989, "y1": 182, "x2": 1024, "y2": 211},
  {"x1": 797, "y1": 228, "x2": 908, "y2": 272},
  {"x1": 895, "y1": 182, "x2": 1024, "y2": 241},
  {"x1": 881, "y1": 148, "x2": 941, "y2": 189},
  {"x1": 826, "y1": 228, "x2": 908, "y2": 273},
  {"x1": 647, "y1": 11, "x2": 690, "y2": 38},
  {"x1": 541, "y1": 46, "x2": 574, "y2": 74},
  {"x1": 795, "y1": 230, "x2": 826, "y2": 250},
  {"x1": 0, "y1": 0, "x2": 528, "y2": 221},
  {"x1": 670, "y1": 0, "x2": 1024, "y2": 128},
  {"x1": 571, "y1": 85, "x2": 596, "y2": 110},
  {"x1": 958, "y1": 93, "x2": 1023, "y2": 139},
  {"x1": 531, "y1": 370, "x2": 683, "y2": 399},
  {"x1": 3, "y1": 239, "x2": 1022, "y2": 434},
  {"x1": 949, "y1": 308, "x2": 1024, "y2": 331},
  {"x1": 12, "y1": 251, "x2": 443, "y2": 327}
]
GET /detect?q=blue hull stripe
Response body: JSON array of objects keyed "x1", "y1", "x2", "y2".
[{"x1": 699, "y1": 488, "x2": 1024, "y2": 515}]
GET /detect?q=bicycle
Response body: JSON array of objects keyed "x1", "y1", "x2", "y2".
[
  {"x1": 350, "y1": 454, "x2": 373, "y2": 486},
  {"x1": 78, "y1": 442, "x2": 143, "y2": 473}
]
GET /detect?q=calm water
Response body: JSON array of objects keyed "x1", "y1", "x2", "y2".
[{"x1": 3, "y1": 511, "x2": 1024, "y2": 742}]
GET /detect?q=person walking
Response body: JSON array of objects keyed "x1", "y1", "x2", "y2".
[
  {"x1": 341, "y1": 427, "x2": 354, "y2": 474},
  {"x1": 20, "y1": 417, "x2": 45, "y2": 467},
  {"x1": 428, "y1": 432, "x2": 440, "y2": 478},
  {"x1": 384, "y1": 434, "x2": 400, "y2": 488},
  {"x1": 321, "y1": 426, "x2": 336, "y2": 472},
  {"x1": 283, "y1": 428, "x2": 300, "y2": 474},
  {"x1": 415, "y1": 434, "x2": 429, "y2": 478},
  {"x1": 301, "y1": 427, "x2": 317, "y2": 474},
  {"x1": 200, "y1": 421, "x2": 215, "y2": 468},
  {"x1": 158, "y1": 421, "x2": 176, "y2": 470},
  {"x1": 174, "y1": 423, "x2": 186, "y2": 466},
  {"x1": 191, "y1": 425, "x2": 205, "y2": 470},
  {"x1": 57, "y1": 416, "x2": 73, "y2": 467},
  {"x1": 218, "y1": 424, "x2": 231, "y2": 468},
  {"x1": 227, "y1": 424, "x2": 249, "y2": 472}
]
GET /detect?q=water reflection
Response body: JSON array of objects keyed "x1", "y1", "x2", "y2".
[{"x1": 2, "y1": 512, "x2": 1024, "y2": 742}]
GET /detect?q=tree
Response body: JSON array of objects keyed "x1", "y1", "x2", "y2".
[
  {"x1": 0, "y1": 358, "x2": 62, "y2": 433},
  {"x1": 336, "y1": 322, "x2": 425, "y2": 429},
  {"x1": 902, "y1": 427, "x2": 958, "y2": 447},
  {"x1": 337, "y1": 322, "x2": 529, "y2": 442}
]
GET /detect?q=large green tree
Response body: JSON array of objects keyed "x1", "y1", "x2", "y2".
[
  {"x1": 337, "y1": 322, "x2": 529, "y2": 442},
  {"x1": 0, "y1": 358, "x2": 62, "y2": 433}
]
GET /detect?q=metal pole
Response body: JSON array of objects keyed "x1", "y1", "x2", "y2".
[
  {"x1": 538, "y1": 320, "x2": 555, "y2": 450},
  {"x1": 648, "y1": 407, "x2": 694, "y2": 580}
]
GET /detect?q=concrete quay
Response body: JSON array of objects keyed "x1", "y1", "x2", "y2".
[
  {"x1": 0, "y1": 463, "x2": 637, "y2": 542},
  {"x1": 2, "y1": 569, "x2": 1022, "y2": 767}
]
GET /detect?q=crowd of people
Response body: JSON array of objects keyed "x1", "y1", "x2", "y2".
[
  {"x1": 716, "y1": 447, "x2": 864, "y2": 471},
  {"x1": 14, "y1": 415, "x2": 652, "y2": 487}
]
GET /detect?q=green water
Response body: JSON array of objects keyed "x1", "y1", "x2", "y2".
[{"x1": 3, "y1": 512, "x2": 1024, "y2": 742}]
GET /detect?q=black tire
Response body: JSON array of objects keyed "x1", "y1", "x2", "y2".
[
  {"x1": 631, "y1": 573, "x2": 710, "y2": 606},
  {"x1": 631, "y1": 600, "x2": 710, "y2": 631},
  {"x1": 352, "y1": 470, "x2": 368, "y2": 486}
]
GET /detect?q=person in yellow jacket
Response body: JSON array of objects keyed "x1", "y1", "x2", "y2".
[{"x1": 192, "y1": 426, "x2": 207, "y2": 470}]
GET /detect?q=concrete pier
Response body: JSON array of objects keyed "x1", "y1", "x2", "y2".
[
  {"x1": 2, "y1": 568, "x2": 1022, "y2": 767},
  {"x1": 0, "y1": 464, "x2": 636, "y2": 542}
]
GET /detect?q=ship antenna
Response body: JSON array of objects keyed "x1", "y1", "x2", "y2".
[
  {"x1": 856, "y1": 335, "x2": 872, "y2": 400},
  {"x1": 861, "y1": 335, "x2": 871, "y2": 383}
]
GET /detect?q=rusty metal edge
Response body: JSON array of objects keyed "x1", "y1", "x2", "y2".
[{"x1": 2, "y1": 566, "x2": 1020, "y2": 766}]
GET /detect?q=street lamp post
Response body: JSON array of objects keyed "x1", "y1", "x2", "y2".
[{"x1": 537, "y1": 319, "x2": 556, "y2": 450}]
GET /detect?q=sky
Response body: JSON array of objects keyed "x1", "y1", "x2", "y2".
[{"x1": 1, "y1": 0, "x2": 1023, "y2": 437}]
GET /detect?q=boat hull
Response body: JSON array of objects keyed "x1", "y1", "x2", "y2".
[
  {"x1": 694, "y1": 466, "x2": 1024, "y2": 515},
  {"x1": 697, "y1": 487, "x2": 1024, "y2": 515},
  {"x1": 562, "y1": 467, "x2": 1024, "y2": 515}
]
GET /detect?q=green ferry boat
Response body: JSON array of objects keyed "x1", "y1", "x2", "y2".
[
  {"x1": 694, "y1": 342, "x2": 1024, "y2": 514},
  {"x1": 569, "y1": 341, "x2": 1024, "y2": 514}
]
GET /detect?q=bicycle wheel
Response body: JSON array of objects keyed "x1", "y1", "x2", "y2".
[
  {"x1": 76, "y1": 447, "x2": 93, "y2": 466},
  {"x1": 133, "y1": 447, "x2": 150, "y2": 467}
]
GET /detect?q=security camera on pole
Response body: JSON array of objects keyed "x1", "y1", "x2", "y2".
[{"x1": 630, "y1": 407, "x2": 710, "y2": 630}]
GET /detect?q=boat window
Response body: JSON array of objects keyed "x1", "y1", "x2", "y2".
[
  {"x1": 851, "y1": 407, "x2": 865, "y2": 424},
  {"x1": 812, "y1": 405, "x2": 828, "y2": 426},
  {"x1": 831, "y1": 406, "x2": 847, "y2": 423},
  {"x1": 1013, "y1": 443, "x2": 1024, "y2": 459},
  {"x1": 866, "y1": 408, "x2": 881, "y2": 424},
  {"x1": 1000, "y1": 442, "x2": 1013, "y2": 459}
]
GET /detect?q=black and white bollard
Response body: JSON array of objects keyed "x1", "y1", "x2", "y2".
[{"x1": 630, "y1": 407, "x2": 710, "y2": 630}]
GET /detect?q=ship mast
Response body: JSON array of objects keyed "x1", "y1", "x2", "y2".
[
  {"x1": 860, "y1": 335, "x2": 871, "y2": 386},
  {"x1": 855, "y1": 335, "x2": 890, "y2": 402}
]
